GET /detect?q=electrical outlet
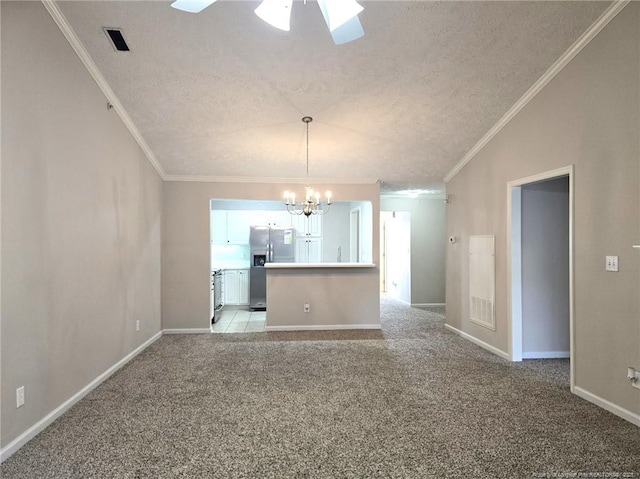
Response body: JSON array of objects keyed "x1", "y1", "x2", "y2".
[
  {"x1": 605, "y1": 255, "x2": 618, "y2": 272},
  {"x1": 16, "y1": 386, "x2": 25, "y2": 408},
  {"x1": 303, "y1": 303, "x2": 310, "y2": 313},
  {"x1": 628, "y1": 367, "x2": 640, "y2": 390},
  {"x1": 136, "y1": 320, "x2": 140, "y2": 331}
]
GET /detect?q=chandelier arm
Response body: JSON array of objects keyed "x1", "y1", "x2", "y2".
[{"x1": 287, "y1": 203, "x2": 305, "y2": 215}]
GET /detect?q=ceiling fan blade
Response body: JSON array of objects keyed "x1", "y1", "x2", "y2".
[
  {"x1": 317, "y1": 0, "x2": 363, "y2": 32},
  {"x1": 255, "y1": 0, "x2": 293, "y2": 32},
  {"x1": 170, "y1": 0, "x2": 218, "y2": 14},
  {"x1": 329, "y1": 15, "x2": 364, "y2": 45}
]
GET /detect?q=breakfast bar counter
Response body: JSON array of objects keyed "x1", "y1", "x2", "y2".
[
  {"x1": 264, "y1": 262, "x2": 380, "y2": 331},
  {"x1": 264, "y1": 262, "x2": 376, "y2": 269}
]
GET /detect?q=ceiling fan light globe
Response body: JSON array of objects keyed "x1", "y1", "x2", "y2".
[
  {"x1": 170, "y1": 0, "x2": 218, "y2": 14},
  {"x1": 317, "y1": 0, "x2": 363, "y2": 32},
  {"x1": 255, "y1": 0, "x2": 293, "y2": 32},
  {"x1": 329, "y1": 15, "x2": 364, "y2": 45}
]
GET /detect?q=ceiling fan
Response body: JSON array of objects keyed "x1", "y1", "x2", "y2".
[{"x1": 170, "y1": 0, "x2": 365, "y2": 45}]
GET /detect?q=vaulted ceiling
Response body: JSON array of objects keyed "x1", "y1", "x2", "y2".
[{"x1": 57, "y1": 1, "x2": 610, "y2": 194}]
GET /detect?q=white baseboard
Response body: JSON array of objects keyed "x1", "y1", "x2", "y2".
[
  {"x1": 523, "y1": 351, "x2": 570, "y2": 359},
  {"x1": 412, "y1": 303, "x2": 445, "y2": 307},
  {"x1": 266, "y1": 324, "x2": 381, "y2": 332},
  {"x1": 444, "y1": 323, "x2": 510, "y2": 360},
  {"x1": 162, "y1": 328, "x2": 211, "y2": 334},
  {"x1": 574, "y1": 386, "x2": 640, "y2": 427},
  {"x1": 0, "y1": 331, "x2": 163, "y2": 462}
]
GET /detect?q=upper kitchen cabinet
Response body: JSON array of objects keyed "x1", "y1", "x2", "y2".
[
  {"x1": 248, "y1": 210, "x2": 291, "y2": 227},
  {"x1": 211, "y1": 211, "x2": 251, "y2": 245},
  {"x1": 211, "y1": 210, "x2": 228, "y2": 244},
  {"x1": 291, "y1": 214, "x2": 322, "y2": 238},
  {"x1": 227, "y1": 211, "x2": 252, "y2": 244}
]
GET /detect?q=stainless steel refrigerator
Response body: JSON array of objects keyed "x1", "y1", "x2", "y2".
[{"x1": 249, "y1": 225, "x2": 295, "y2": 310}]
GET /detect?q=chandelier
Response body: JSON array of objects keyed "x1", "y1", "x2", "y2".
[
  {"x1": 284, "y1": 117, "x2": 332, "y2": 217},
  {"x1": 170, "y1": 0, "x2": 364, "y2": 45}
]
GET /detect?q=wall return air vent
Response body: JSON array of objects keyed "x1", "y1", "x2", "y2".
[
  {"x1": 469, "y1": 235, "x2": 496, "y2": 331},
  {"x1": 103, "y1": 27, "x2": 130, "y2": 52}
]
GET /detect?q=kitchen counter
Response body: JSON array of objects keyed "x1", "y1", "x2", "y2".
[
  {"x1": 265, "y1": 262, "x2": 375, "y2": 269},
  {"x1": 211, "y1": 261, "x2": 250, "y2": 271}
]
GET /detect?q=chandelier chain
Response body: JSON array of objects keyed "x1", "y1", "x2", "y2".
[{"x1": 302, "y1": 115, "x2": 312, "y2": 180}]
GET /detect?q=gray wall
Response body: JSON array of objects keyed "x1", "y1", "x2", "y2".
[
  {"x1": 446, "y1": 5, "x2": 639, "y2": 414},
  {"x1": 381, "y1": 197, "x2": 446, "y2": 304},
  {"x1": 1, "y1": 2, "x2": 163, "y2": 449},
  {"x1": 163, "y1": 182, "x2": 380, "y2": 330},
  {"x1": 522, "y1": 178, "x2": 570, "y2": 357}
]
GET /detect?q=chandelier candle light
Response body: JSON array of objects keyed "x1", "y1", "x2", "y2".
[{"x1": 284, "y1": 117, "x2": 332, "y2": 216}]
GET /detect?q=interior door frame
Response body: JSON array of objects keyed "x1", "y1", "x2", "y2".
[{"x1": 506, "y1": 165, "x2": 575, "y2": 392}]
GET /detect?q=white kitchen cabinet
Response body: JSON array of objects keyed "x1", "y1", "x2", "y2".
[
  {"x1": 237, "y1": 270, "x2": 249, "y2": 304},
  {"x1": 211, "y1": 210, "x2": 228, "y2": 244},
  {"x1": 224, "y1": 269, "x2": 250, "y2": 305},
  {"x1": 269, "y1": 211, "x2": 293, "y2": 227},
  {"x1": 296, "y1": 238, "x2": 322, "y2": 263},
  {"x1": 292, "y1": 214, "x2": 322, "y2": 238},
  {"x1": 226, "y1": 211, "x2": 251, "y2": 244},
  {"x1": 212, "y1": 211, "x2": 251, "y2": 245},
  {"x1": 224, "y1": 270, "x2": 237, "y2": 303},
  {"x1": 292, "y1": 214, "x2": 322, "y2": 263},
  {"x1": 248, "y1": 210, "x2": 291, "y2": 227}
]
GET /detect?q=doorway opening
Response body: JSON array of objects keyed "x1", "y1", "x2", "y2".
[
  {"x1": 508, "y1": 166, "x2": 574, "y2": 391},
  {"x1": 380, "y1": 211, "x2": 411, "y2": 303}
]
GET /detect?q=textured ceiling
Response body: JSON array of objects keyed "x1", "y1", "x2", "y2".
[{"x1": 57, "y1": 1, "x2": 609, "y2": 193}]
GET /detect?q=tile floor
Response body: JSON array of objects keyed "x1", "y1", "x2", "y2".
[{"x1": 211, "y1": 308, "x2": 266, "y2": 333}]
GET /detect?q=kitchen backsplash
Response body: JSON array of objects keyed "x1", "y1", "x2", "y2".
[{"x1": 211, "y1": 244, "x2": 250, "y2": 270}]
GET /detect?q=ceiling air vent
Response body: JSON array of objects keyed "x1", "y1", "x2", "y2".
[{"x1": 103, "y1": 27, "x2": 130, "y2": 52}]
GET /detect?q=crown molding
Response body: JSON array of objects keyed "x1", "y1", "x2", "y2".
[
  {"x1": 163, "y1": 175, "x2": 380, "y2": 185},
  {"x1": 443, "y1": 0, "x2": 630, "y2": 183},
  {"x1": 41, "y1": 0, "x2": 167, "y2": 180}
]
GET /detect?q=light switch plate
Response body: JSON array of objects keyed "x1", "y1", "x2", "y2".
[
  {"x1": 606, "y1": 256, "x2": 618, "y2": 272},
  {"x1": 16, "y1": 386, "x2": 25, "y2": 408}
]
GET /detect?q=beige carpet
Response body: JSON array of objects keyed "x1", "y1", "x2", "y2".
[{"x1": 2, "y1": 298, "x2": 638, "y2": 478}]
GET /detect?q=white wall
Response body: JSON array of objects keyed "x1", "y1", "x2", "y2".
[
  {"x1": 1, "y1": 2, "x2": 163, "y2": 450},
  {"x1": 323, "y1": 202, "x2": 351, "y2": 262},
  {"x1": 521, "y1": 177, "x2": 570, "y2": 357},
  {"x1": 355, "y1": 201, "x2": 374, "y2": 263}
]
